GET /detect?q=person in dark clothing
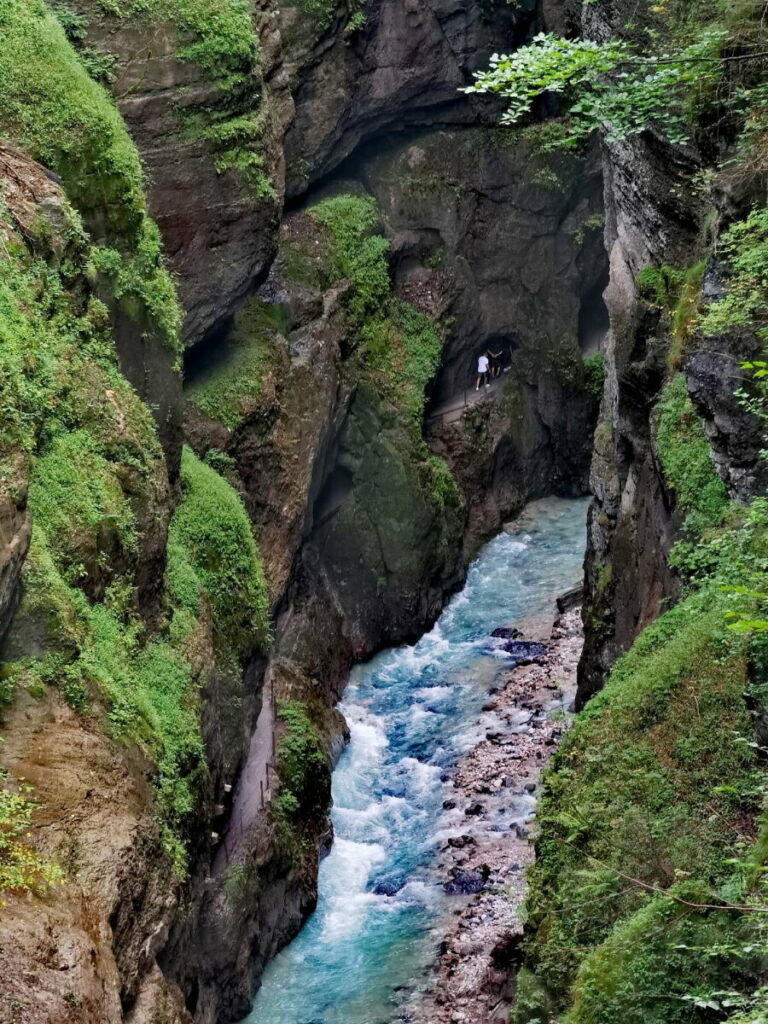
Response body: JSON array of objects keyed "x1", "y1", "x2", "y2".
[{"x1": 488, "y1": 345, "x2": 504, "y2": 378}]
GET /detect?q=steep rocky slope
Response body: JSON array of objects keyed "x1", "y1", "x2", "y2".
[
  {"x1": 0, "y1": 6, "x2": 272, "y2": 1020},
  {"x1": 278, "y1": 0, "x2": 534, "y2": 195},
  {"x1": 0, "y1": 140, "x2": 269, "y2": 1023},
  {"x1": 500, "y1": 2, "x2": 768, "y2": 1022},
  {"x1": 60, "y1": 0, "x2": 293, "y2": 347},
  {"x1": 574, "y1": 8, "x2": 768, "y2": 702},
  {"x1": 0, "y1": 0, "x2": 609, "y2": 1019}
]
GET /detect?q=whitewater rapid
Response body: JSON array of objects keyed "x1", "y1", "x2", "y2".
[{"x1": 246, "y1": 497, "x2": 589, "y2": 1024}]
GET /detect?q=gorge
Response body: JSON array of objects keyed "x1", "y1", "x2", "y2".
[{"x1": 1, "y1": 0, "x2": 768, "y2": 1023}]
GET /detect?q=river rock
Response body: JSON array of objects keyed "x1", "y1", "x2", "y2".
[
  {"x1": 443, "y1": 868, "x2": 488, "y2": 896},
  {"x1": 499, "y1": 641, "x2": 548, "y2": 661},
  {"x1": 490, "y1": 627, "x2": 521, "y2": 639},
  {"x1": 372, "y1": 880, "x2": 405, "y2": 897},
  {"x1": 448, "y1": 835, "x2": 476, "y2": 850}
]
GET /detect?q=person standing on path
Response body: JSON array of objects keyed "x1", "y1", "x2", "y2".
[
  {"x1": 488, "y1": 345, "x2": 503, "y2": 378},
  {"x1": 476, "y1": 352, "x2": 490, "y2": 390}
]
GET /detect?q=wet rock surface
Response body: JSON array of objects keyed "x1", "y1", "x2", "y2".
[
  {"x1": 281, "y1": 0, "x2": 535, "y2": 196},
  {"x1": 322, "y1": 125, "x2": 605, "y2": 555},
  {"x1": 68, "y1": 0, "x2": 293, "y2": 349},
  {"x1": 404, "y1": 606, "x2": 583, "y2": 1024}
]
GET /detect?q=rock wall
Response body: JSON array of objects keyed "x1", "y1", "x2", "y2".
[
  {"x1": 567, "y1": 0, "x2": 768, "y2": 703},
  {"x1": 279, "y1": 0, "x2": 536, "y2": 195},
  {"x1": 0, "y1": 147, "x2": 183, "y2": 1024},
  {"x1": 0, "y1": 0, "x2": 609, "y2": 1020},
  {"x1": 66, "y1": 0, "x2": 294, "y2": 349}
]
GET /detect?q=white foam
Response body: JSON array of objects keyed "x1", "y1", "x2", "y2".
[
  {"x1": 394, "y1": 878, "x2": 439, "y2": 907},
  {"x1": 408, "y1": 705, "x2": 440, "y2": 728},
  {"x1": 320, "y1": 838, "x2": 387, "y2": 940},
  {"x1": 340, "y1": 704, "x2": 388, "y2": 758},
  {"x1": 412, "y1": 685, "x2": 453, "y2": 703}
]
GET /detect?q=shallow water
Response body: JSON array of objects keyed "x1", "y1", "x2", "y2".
[{"x1": 245, "y1": 497, "x2": 589, "y2": 1024}]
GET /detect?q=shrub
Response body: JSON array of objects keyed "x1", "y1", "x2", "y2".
[
  {"x1": 0, "y1": 781, "x2": 63, "y2": 896},
  {"x1": 567, "y1": 893, "x2": 758, "y2": 1024},
  {"x1": 272, "y1": 700, "x2": 329, "y2": 864},
  {"x1": 310, "y1": 195, "x2": 391, "y2": 329},
  {"x1": 701, "y1": 208, "x2": 768, "y2": 342},
  {"x1": 305, "y1": 197, "x2": 446, "y2": 428},
  {"x1": 637, "y1": 265, "x2": 685, "y2": 307},
  {"x1": 186, "y1": 296, "x2": 278, "y2": 430},
  {"x1": 582, "y1": 353, "x2": 604, "y2": 402},
  {"x1": 168, "y1": 447, "x2": 270, "y2": 656},
  {"x1": 654, "y1": 373, "x2": 729, "y2": 540},
  {"x1": 424, "y1": 454, "x2": 461, "y2": 512}
]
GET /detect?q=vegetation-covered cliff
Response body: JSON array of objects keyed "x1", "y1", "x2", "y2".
[
  {"x1": 469, "y1": 1, "x2": 768, "y2": 1021},
  {"x1": 5, "y1": 0, "x2": 768, "y2": 1020},
  {"x1": 0, "y1": 0, "x2": 603, "y2": 1016}
]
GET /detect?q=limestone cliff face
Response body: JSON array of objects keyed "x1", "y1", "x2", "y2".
[
  {"x1": 67, "y1": 0, "x2": 294, "y2": 349},
  {"x1": 338, "y1": 126, "x2": 605, "y2": 545},
  {"x1": 0, "y1": 148, "x2": 183, "y2": 1024},
  {"x1": 577, "y1": 130, "x2": 698, "y2": 702},
  {"x1": 280, "y1": 0, "x2": 535, "y2": 196},
  {"x1": 572, "y1": 0, "x2": 768, "y2": 704}
]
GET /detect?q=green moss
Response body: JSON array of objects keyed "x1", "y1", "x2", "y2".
[
  {"x1": 168, "y1": 447, "x2": 270, "y2": 656},
  {"x1": 90, "y1": 225, "x2": 182, "y2": 353},
  {"x1": 570, "y1": 213, "x2": 604, "y2": 246},
  {"x1": 700, "y1": 208, "x2": 768, "y2": 342},
  {"x1": 179, "y1": 106, "x2": 274, "y2": 200},
  {"x1": 362, "y1": 300, "x2": 443, "y2": 427},
  {"x1": 672, "y1": 262, "x2": 706, "y2": 347},
  {"x1": 272, "y1": 700, "x2": 329, "y2": 864},
  {"x1": 655, "y1": 373, "x2": 729, "y2": 545},
  {"x1": 15, "y1": 525, "x2": 206, "y2": 871},
  {"x1": 0, "y1": 199, "x2": 162, "y2": 491},
  {"x1": 29, "y1": 430, "x2": 138, "y2": 587},
  {"x1": 0, "y1": 0, "x2": 144, "y2": 229},
  {"x1": 0, "y1": 200, "x2": 266, "y2": 872},
  {"x1": 531, "y1": 166, "x2": 564, "y2": 192},
  {"x1": 636, "y1": 261, "x2": 706, "y2": 369},
  {"x1": 186, "y1": 296, "x2": 278, "y2": 430},
  {"x1": 284, "y1": 0, "x2": 364, "y2": 35},
  {"x1": 202, "y1": 114, "x2": 274, "y2": 199},
  {"x1": 13, "y1": 447, "x2": 268, "y2": 871},
  {"x1": 222, "y1": 860, "x2": 261, "y2": 908},
  {"x1": 78, "y1": 0, "x2": 271, "y2": 199},
  {"x1": 518, "y1": 586, "x2": 762, "y2": 1021},
  {"x1": 92, "y1": 0, "x2": 259, "y2": 90},
  {"x1": 0, "y1": 0, "x2": 182, "y2": 354}
]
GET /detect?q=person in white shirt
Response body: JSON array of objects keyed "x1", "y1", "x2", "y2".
[{"x1": 476, "y1": 353, "x2": 490, "y2": 390}]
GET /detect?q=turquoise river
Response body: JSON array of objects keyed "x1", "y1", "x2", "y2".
[{"x1": 246, "y1": 497, "x2": 589, "y2": 1024}]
